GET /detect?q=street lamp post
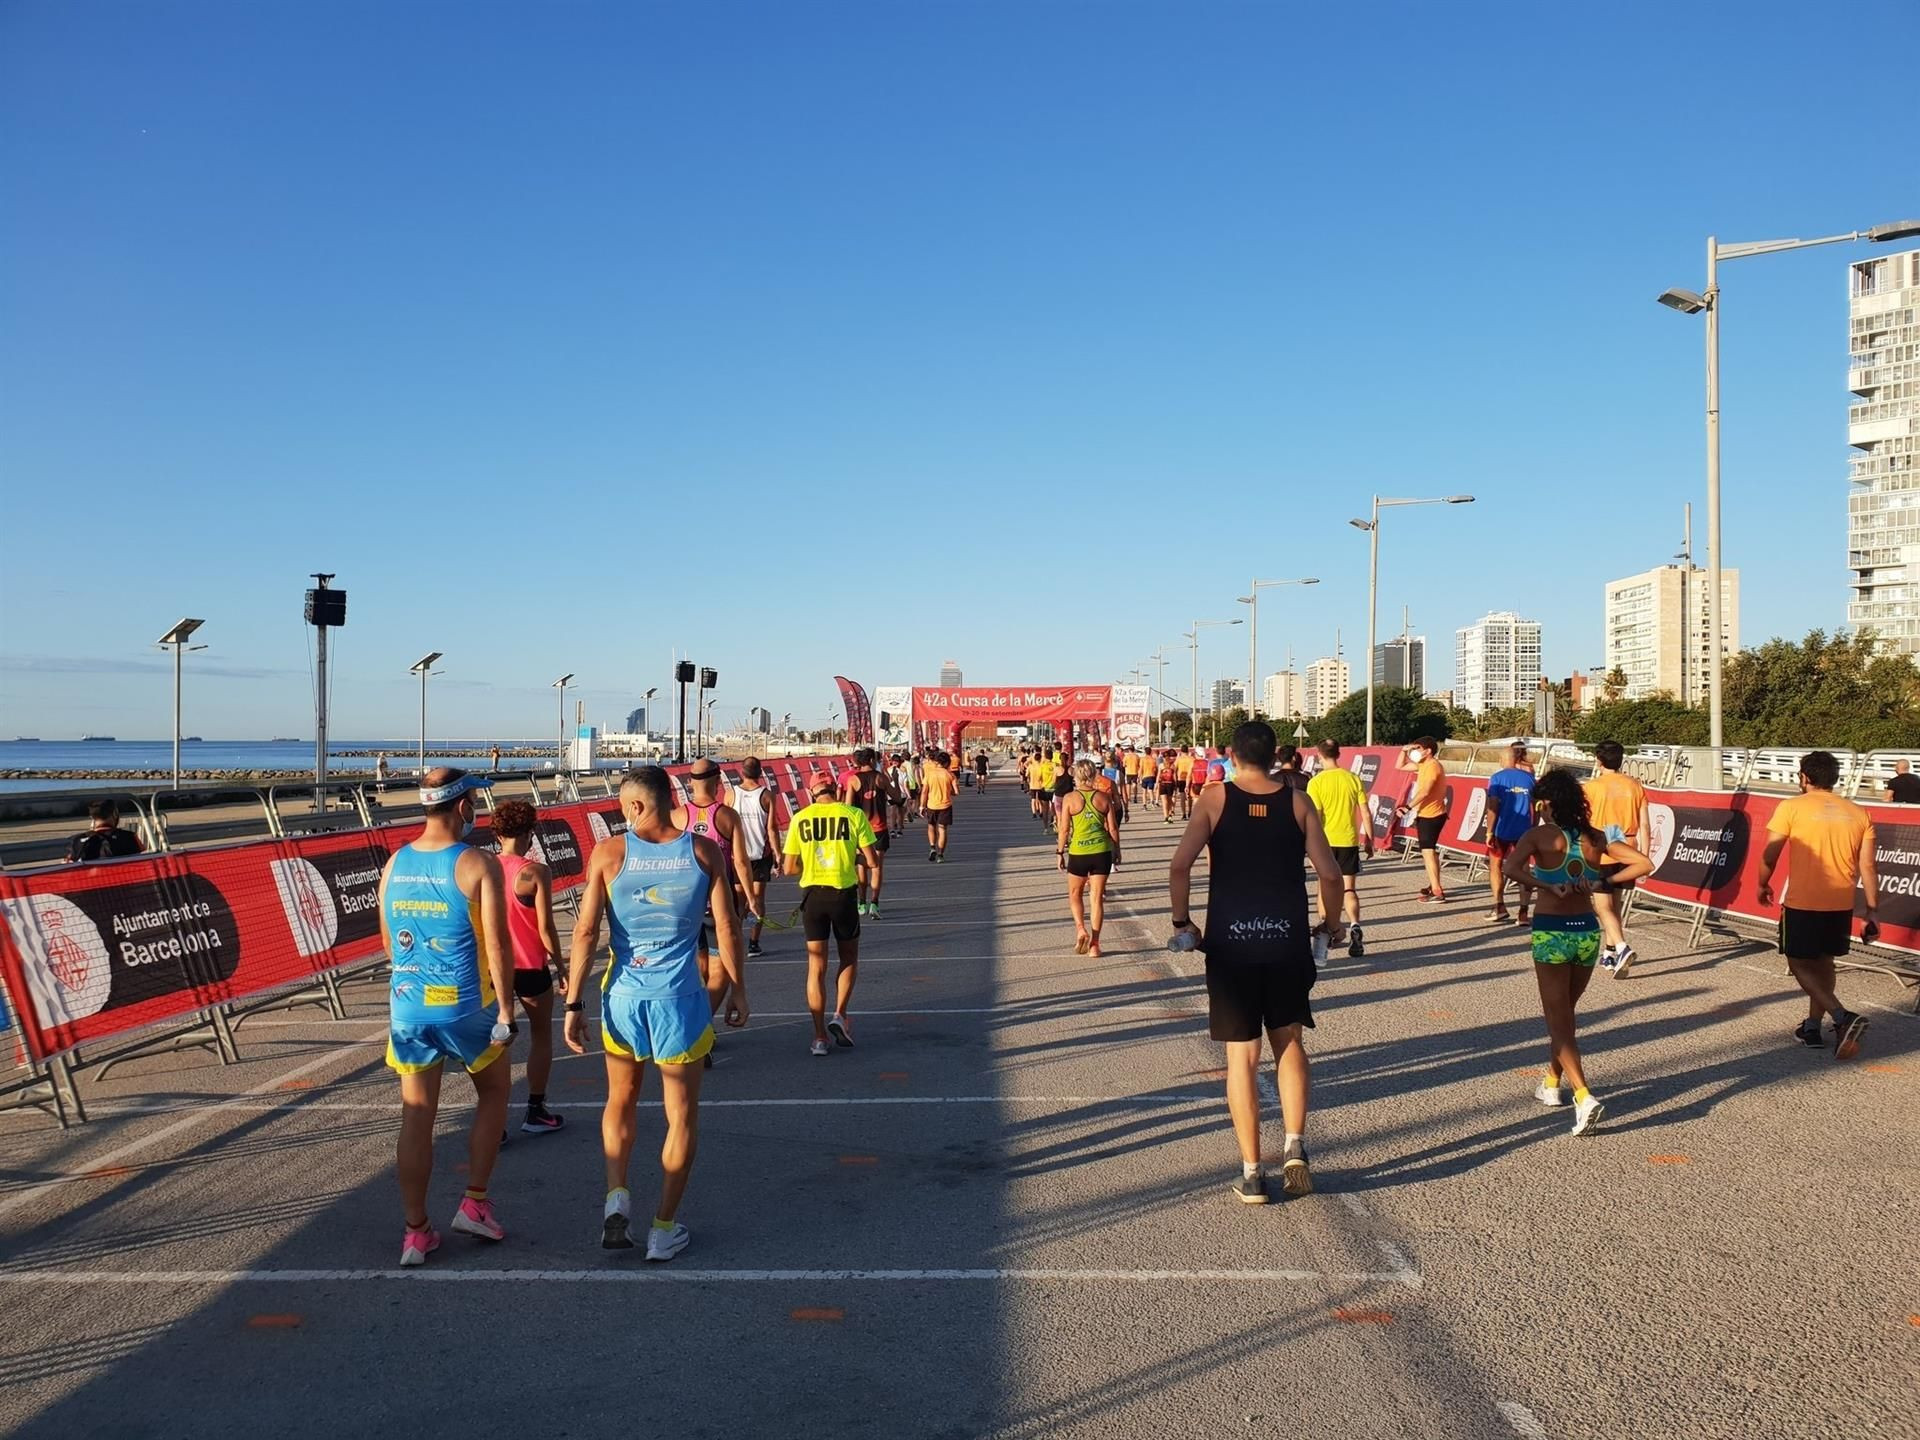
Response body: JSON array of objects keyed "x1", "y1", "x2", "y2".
[
  {"x1": 553, "y1": 674, "x2": 574, "y2": 772},
  {"x1": 1657, "y1": 219, "x2": 1920, "y2": 749},
  {"x1": 156, "y1": 619, "x2": 207, "y2": 790},
  {"x1": 1237, "y1": 578, "x2": 1319, "y2": 718},
  {"x1": 1186, "y1": 618, "x2": 1243, "y2": 743},
  {"x1": 409, "y1": 651, "x2": 444, "y2": 776},
  {"x1": 1348, "y1": 496, "x2": 1475, "y2": 745}
]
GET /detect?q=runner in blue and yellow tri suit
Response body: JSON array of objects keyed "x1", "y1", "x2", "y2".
[
  {"x1": 568, "y1": 765, "x2": 747, "y2": 1260},
  {"x1": 377, "y1": 768, "x2": 518, "y2": 1267}
]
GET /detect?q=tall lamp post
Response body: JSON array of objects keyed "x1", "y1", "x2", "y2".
[
  {"x1": 553, "y1": 673, "x2": 574, "y2": 772},
  {"x1": 1348, "y1": 496, "x2": 1475, "y2": 745},
  {"x1": 409, "y1": 651, "x2": 443, "y2": 777},
  {"x1": 1236, "y1": 577, "x2": 1318, "y2": 717},
  {"x1": 1186, "y1": 618, "x2": 1243, "y2": 743},
  {"x1": 1656, "y1": 219, "x2": 1920, "y2": 749},
  {"x1": 156, "y1": 618, "x2": 207, "y2": 790}
]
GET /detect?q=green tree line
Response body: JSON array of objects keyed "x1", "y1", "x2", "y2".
[{"x1": 1157, "y1": 633, "x2": 1920, "y2": 752}]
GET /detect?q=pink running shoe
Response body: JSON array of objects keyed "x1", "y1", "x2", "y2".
[
  {"x1": 451, "y1": 1196, "x2": 506, "y2": 1242},
  {"x1": 399, "y1": 1225, "x2": 441, "y2": 1267}
]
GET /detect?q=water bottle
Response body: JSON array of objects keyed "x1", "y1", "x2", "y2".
[
  {"x1": 490, "y1": 1019, "x2": 514, "y2": 1046},
  {"x1": 1312, "y1": 928, "x2": 1329, "y2": 967},
  {"x1": 1168, "y1": 929, "x2": 1199, "y2": 954}
]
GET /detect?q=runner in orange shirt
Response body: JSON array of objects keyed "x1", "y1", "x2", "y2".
[
  {"x1": 920, "y1": 749, "x2": 958, "y2": 863},
  {"x1": 1397, "y1": 737, "x2": 1449, "y2": 902},
  {"x1": 1582, "y1": 741, "x2": 1651, "y2": 977},
  {"x1": 1757, "y1": 750, "x2": 1879, "y2": 1060}
]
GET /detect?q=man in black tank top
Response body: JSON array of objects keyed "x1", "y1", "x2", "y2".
[
  {"x1": 840, "y1": 748, "x2": 902, "y2": 919},
  {"x1": 1170, "y1": 721, "x2": 1345, "y2": 1205}
]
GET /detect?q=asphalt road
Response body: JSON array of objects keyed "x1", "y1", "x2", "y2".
[{"x1": 1, "y1": 770, "x2": 1915, "y2": 1439}]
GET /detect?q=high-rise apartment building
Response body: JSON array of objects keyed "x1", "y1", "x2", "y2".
[
  {"x1": 1303, "y1": 657, "x2": 1350, "y2": 719},
  {"x1": 623, "y1": 705, "x2": 650, "y2": 734},
  {"x1": 1847, "y1": 248, "x2": 1920, "y2": 655},
  {"x1": 1372, "y1": 636, "x2": 1426, "y2": 692},
  {"x1": 938, "y1": 660, "x2": 963, "y2": 687},
  {"x1": 1261, "y1": 670, "x2": 1303, "y2": 718},
  {"x1": 1603, "y1": 564, "x2": 1740, "y2": 704},
  {"x1": 1454, "y1": 612, "x2": 1543, "y2": 713},
  {"x1": 1210, "y1": 678, "x2": 1245, "y2": 712}
]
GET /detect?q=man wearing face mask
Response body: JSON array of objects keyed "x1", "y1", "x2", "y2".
[{"x1": 378, "y1": 767, "x2": 518, "y2": 1267}]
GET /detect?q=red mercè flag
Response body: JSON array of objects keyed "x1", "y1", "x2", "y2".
[{"x1": 834, "y1": 677, "x2": 874, "y2": 746}]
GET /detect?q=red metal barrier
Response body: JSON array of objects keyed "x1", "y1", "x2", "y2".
[{"x1": 0, "y1": 756, "x2": 848, "y2": 1062}]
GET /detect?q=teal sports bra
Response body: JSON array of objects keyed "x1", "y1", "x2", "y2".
[{"x1": 1532, "y1": 828, "x2": 1596, "y2": 888}]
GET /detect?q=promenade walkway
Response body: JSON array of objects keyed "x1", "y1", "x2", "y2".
[{"x1": 1, "y1": 773, "x2": 1915, "y2": 1439}]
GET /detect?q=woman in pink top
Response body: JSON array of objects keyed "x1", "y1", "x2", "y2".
[{"x1": 492, "y1": 800, "x2": 567, "y2": 1134}]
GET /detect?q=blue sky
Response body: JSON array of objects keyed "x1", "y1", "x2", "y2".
[{"x1": 2, "y1": 0, "x2": 1913, "y2": 738}]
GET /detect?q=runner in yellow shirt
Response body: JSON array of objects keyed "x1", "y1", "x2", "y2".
[
  {"x1": 1306, "y1": 741, "x2": 1373, "y2": 956},
  {"x1": 783, "y1": 772, "x2": 881, "y2": 1056}
]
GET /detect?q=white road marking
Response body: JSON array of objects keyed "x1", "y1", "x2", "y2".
[
  {"x1": 0, "y1": 1265, "x2": 1416, "y2": 1286},
  {"x1": 1376, "y1": 1240, "x2": 1421, "y2": 1290},
  {"x1": 230, "y1": 1004, "x2": 1200, "y2": 1030},
  {"x1": 1495, "y1": 1400, "x2": 1550, "y2": 1438},
  {"x1": 0, "y1": 1024, "x2": 390, "y2": 1221},
  {"x1": 73, "y1": 1094, "x2": 1219, "y2": 1117}
]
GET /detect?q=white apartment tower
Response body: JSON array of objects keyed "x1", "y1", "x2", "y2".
[
  {"x1": 1604, "y1": 564, "x2": 1740, "y2": 704},
  {"x1": 1847, "y1": 249, "x2": 1920, "y2": 655},
  {"x1": 1302, "y1": 657, "x2": 1351, "y2": 719},
  {"x1": 1454, "y1": 612, "x2": 1542, "y2": 713},
  {"x1": 1261, "y1": 670, "x2": 1303, "y2": 718}
]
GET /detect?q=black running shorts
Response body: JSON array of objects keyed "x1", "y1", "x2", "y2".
[
  {"x1": 925, "y1": 807, "x2": 953, "y2": 826},
  {"x1": 1330, "y1": 845, "x2": 1361, "y2": 877},
  {"x1": 512, "y1": 967, "x2": 554, "y2": 999},
  {"x1": 1205, "y1": 958, "x2": 1315, "y2": 1041},
  {"x1": 750, "y1": 855, "x2": 774, "y2": 883},
  {"x1": 802, "y1": 885, "x2": 861, "y2": 943},
  {"x1": 1065, "y1": 852, "x2": 1113, "y2": 877},
  {"x1": 1414, "y1": 816, "x2": 1445, "y2": 851},
  {"x1": 1779, "y1": 906, "x2": 1850, "y2": 961}
]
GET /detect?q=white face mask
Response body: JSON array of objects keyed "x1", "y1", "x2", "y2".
[{"x1": 460, "y1": 803, "x2": 478, "y2": 840}]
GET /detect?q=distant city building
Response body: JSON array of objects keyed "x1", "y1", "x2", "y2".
[
  {"x1": 747, "y1": 706, "x2": 772, "y2": 734},
  {"x1": 1210, "y1": 678, "x2": 1245, "y2": 712},
  {"x1": 1429, "y1": 688, "x2": 1456, "y2": 712},
  {"x1": 1261, "y1": 670, "x2": 1303, "y2": 718},
  {"x1": 1563, "y1": 672, "x2": 1597, "y2": 713},
  {"x1": 1455, "y1": 612, "x2": 1542, "y2": 714},
  {"x1": 1603, "y1": 565, "x2": 1739, "y2": 704},
  {"x1": 624, "y1": 705, "x2": 650, "y2": 733},
  {"x1": 1303, "y1": 657, "x2": 1351, "y2": 720},
  {"x1": 939, "y1": 660, "x2": 963, "y2": 687},
  {"x1": 1372, "y1": 636, "x2": 1426, "y2": 693},
  {"x1": 1847, "y1": 248, "x2": 1920, "y2": 655}
]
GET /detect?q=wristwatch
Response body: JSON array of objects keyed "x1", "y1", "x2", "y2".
[
  {"x1": 1171, "y1": 916, "x2": 1191, "y2": 928},
  {"x1": 565, "y1": 1001, "x2": 585, "y2": 1013}
]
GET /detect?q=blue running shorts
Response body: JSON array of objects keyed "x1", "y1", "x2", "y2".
[
  {"x1": 387, "y1": 1009, "x2": 505, "y2": 1075},
  {"x1": 602, "y1": 987, "x2": 715, "y2": 1066}
]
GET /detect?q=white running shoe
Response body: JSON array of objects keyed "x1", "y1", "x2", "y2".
[
  {"x1": 827, "y1": 1013, "x2": 854, "y2": 1048},
  {"x1": 1533, "y1": 1082, "x2": 1572, "y2": 1107},
  {"x1": 645, "y1": 1221, "x2": 690, "y2": 1263},
  {"x1": 810, "y1": 1038, "x2": 830, "y2": 1057},
  {"x1": 1571, "y1": 1093, "x2": 1605, "y2": 1136}
]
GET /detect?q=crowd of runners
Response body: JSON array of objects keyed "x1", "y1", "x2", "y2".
[{"x1": 374, "y1": 723, "x2": 1885, "y2": 1258}]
